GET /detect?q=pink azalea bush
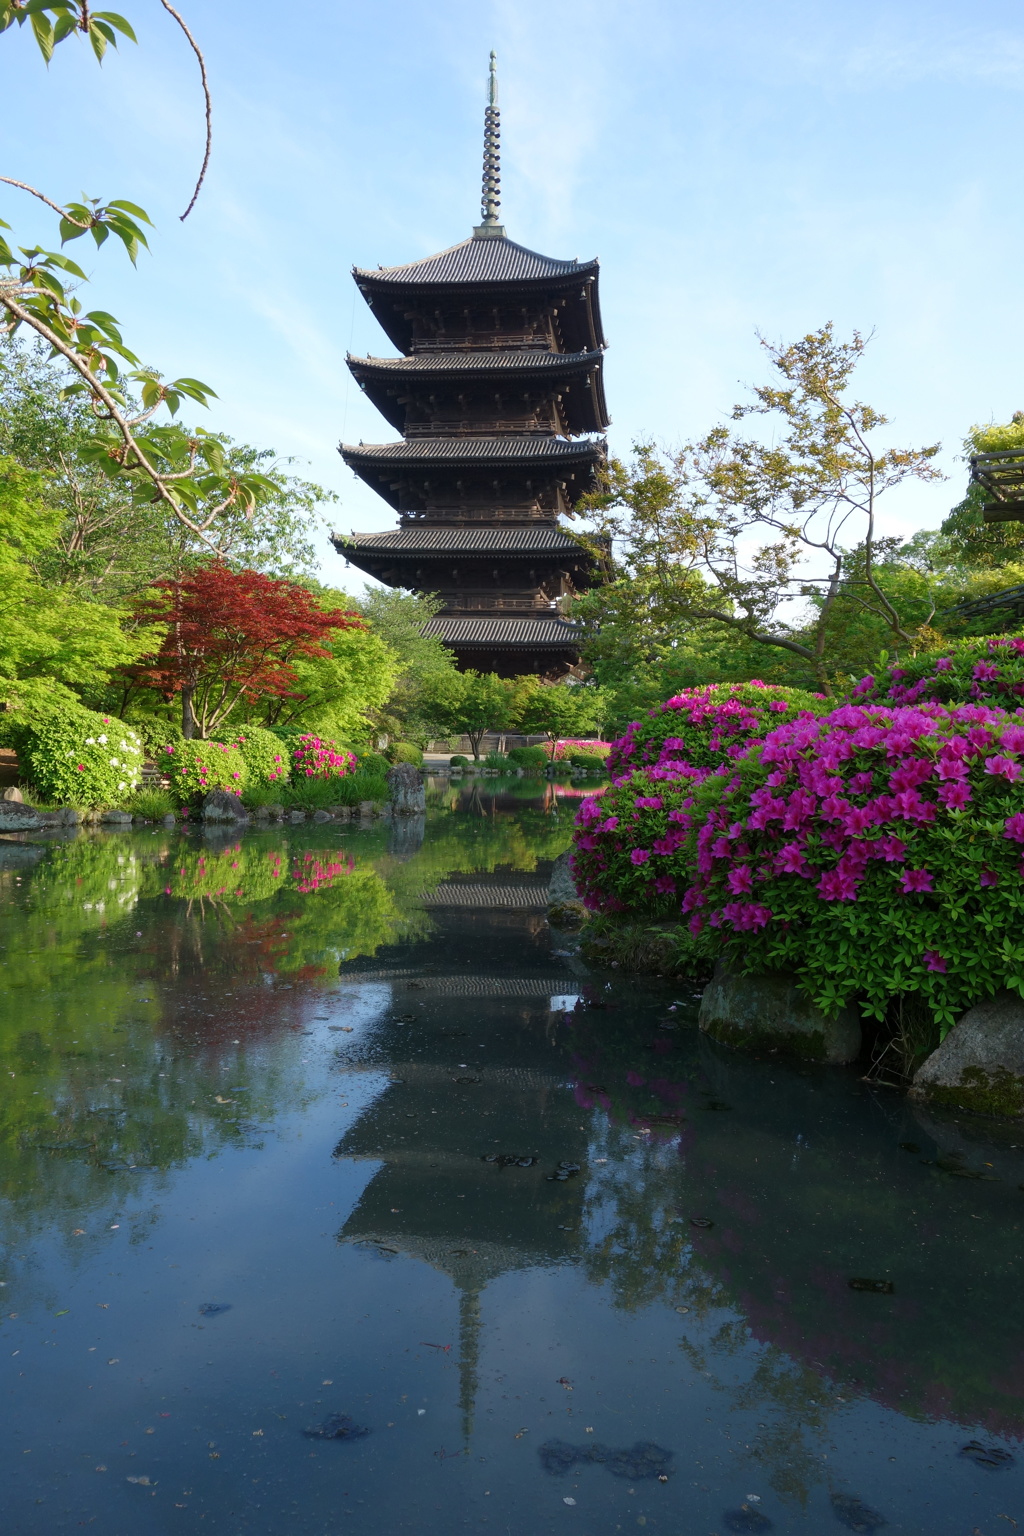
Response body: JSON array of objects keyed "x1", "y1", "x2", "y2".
[
  {"x1": 230, "y1": 727, "x2": 290, "y2": 788},
  {"x1": 550, "y1": 739, "x2": 612, "y2": 762},
  {"x1": 292, "y1": 734, "x2": 356, "y2": 780},
  {"x1": 606, "y1": 681, "x2": 826, "y2": 778},
  {"x1": 681, "y1": 702, "x2": 1024, "y2": 1031},
  {"x1": 572, "y1": 684, "x2": 828, "y2": 916},
  {"x1": 165, "y1": 739, "x2": 247, "y2": 803},
  {"x1": 853, "y1": 635, "x2": 1024, "y2": 708}
]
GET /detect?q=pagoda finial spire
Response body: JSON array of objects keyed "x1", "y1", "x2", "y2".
[{"x1": 474, "y1": 50, "x2": 506, "y2": 239}]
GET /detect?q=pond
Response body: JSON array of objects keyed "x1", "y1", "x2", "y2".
[{"x1": 2, "y1": 781, "x2": 1023, "y2": 1535}]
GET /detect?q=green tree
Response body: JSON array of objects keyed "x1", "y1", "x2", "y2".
[
  {"x1": 419, "y1": 670, "x2": 525, "y2": 760},
  {"x1": 0, "y1": 336, "x2": 331, "y2": 597},
  {"x1": 941, "y1": 414, "x2": 1024, "y2": 570},
  {"x1": 0, "y1": 454, "x2": 150, "y2": 689},
  {"x1": 577, "y1": 327, "x2": 943, "y2": 693},
  {"x1": 516, "y1": 681, "x2": 607, "y2": 761},
  {"x1": 350, "y1": 588, "x2": 459, "y2": 744}
]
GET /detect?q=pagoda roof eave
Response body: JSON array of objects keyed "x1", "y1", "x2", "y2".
[
  {"x1": 346, "y1": 349, "x2": 609, "y2": 435},
  {"x1": 352, "y1": 234, "x2": 598, "y2": 288},
  {"x1": 339, "y1": 436, "x2": 604, "y2": 465}
]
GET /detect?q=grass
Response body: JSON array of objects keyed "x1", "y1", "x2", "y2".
[
  {"x1": 126, "y1": 788, "x2": 177, "y2": 820},
  {"x1": 279, "y1": 772, "x2": 388, "y2": 811}
]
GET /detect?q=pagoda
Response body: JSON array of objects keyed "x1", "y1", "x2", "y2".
[{"x1": 332, "y1": 55, "x2": 609, "y2": 678}]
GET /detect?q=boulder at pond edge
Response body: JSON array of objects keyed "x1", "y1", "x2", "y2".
[
  {"x1": 0, "y1": 800, "x2": 43, "y2": 832},
  {"x1": 912, "y1": 990, "x2": 1024, "y2": 1117},
  {"x1": 386, "y1": 762, "x2": 425, "y2": 816},
  {"x1": 698, "y1": 962, "x2": 862, "y2": 1064},
  {"x1": 202, "y1": 789, "x2": 250, "y2": 823}
]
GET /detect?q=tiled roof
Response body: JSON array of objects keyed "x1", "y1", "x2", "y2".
[
  {"x1": 340, "y1": 437, "x2": 603, "y2": 464},
  {"x1": 347, "y1": 349, "x2": 602, "y2": 375},
  {"x1": 333, "y1": 527, "x2": 589, "y2": 555},
  {"x1": 424, "y1": 615, "x2": 582, "y2": 647},
  {"x1": 354, "y1": 234, "x2": 597, "y2": 287}
]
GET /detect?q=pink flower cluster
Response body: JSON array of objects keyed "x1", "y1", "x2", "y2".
[
  {"x1": 854, "y1": 635, "x2": 1024, "y2": 707},
  {"x1": 549, "y1": 739, "x2": 612, "y2": 762},
  {"x1": 683, "y1": 702, "x2": 1024, "y2": 946},
  {"x1": 292, "y1": 734, "x2": 356, "y2": 780}
]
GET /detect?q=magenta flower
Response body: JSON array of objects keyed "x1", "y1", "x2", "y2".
[
  {"x1": 985, "y1": 755, "x2": 1021, "y2": 783},
  {"x1": 973, "y1": 662, "x2": 1000, "y2": 682},
  {"x1": 776, "y1": 843, "x2": 809, "y2": 875},
  {"x1": 726, "y1": 865, "x2": 754, "y2": 895},
  {"x1": 922, "y1": 950, "x2": 947, "y2": 972},
  {"x1": 937, "y1": 780, "x2": 971, "y2": 809},
  {"x1": 933, "y1": 657, "x2": 954, "y2": 672},
  {"x1": 1004, "y1": 812, "x2": 1024, "y2": 843},
  {"x1": 900, "y1": 868, "x2": 934, "y2": 894},
  {"x1": 630, "y1": 848, "x2": 651, "y2": 865},
  {"x1": 980, "y1": 868, "x2": 1000, "y2": 887}
]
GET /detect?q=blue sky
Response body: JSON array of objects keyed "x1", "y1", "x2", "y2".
[{"x1": 4, "y1": 0, "x2": 1024, "y2": 595}]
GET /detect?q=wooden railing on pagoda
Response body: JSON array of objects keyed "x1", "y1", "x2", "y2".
[{"x1": 971, "y1": 449, "x2": 1024, "y2": 523}]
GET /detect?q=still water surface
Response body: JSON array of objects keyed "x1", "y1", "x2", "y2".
[{"x1": 2, "y1": 779, "x2": 1023, "y2": 1534}]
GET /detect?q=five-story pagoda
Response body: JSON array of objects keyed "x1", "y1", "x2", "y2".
[{"x1": 333, "y1": 55, "x2": 609, "y2": 678}]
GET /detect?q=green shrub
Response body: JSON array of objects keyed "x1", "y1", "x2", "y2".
[
  {"x1": 230, "y1": 726, "x2": 290, "y2": 787},
  {"x1": 569, "y1": 752, "x2": 607, "y2": 770},
  {"x1": 332, "y1": 769, "x2": 388, "y2": 806},
  {"x1": 449, "y1": 754, "x2": 470, "y2": 769},
  {"x1": 164, "y1": 740, "x2": 247, "y2": 804},
  {"x1": 126, "y1": 787, "x2": 176, "y2": 820},
  {"x1": 483, "y1": 750, "x2": 513, "y2": 772},
  {"x1": 389, "y1": 741, "x2": 423, "y2": 767},
  {"x1": 506, "y1": 745, "x2": 548, "y2": 769},
  {"x1": 357, "y1": 751, "x2": 391, "y2": 778},
  {"x1": 241, "y1": 783, "x2": 285, "y2": 810},
  {"x1": 20, "y1": 707, "x2": 144, "y2": 808}
]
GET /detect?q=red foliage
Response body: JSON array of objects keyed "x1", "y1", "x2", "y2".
[{"x1": 128, "y1": 563, "x2": 365, "y2": 735}]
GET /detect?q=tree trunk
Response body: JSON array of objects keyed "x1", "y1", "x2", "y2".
[{"x1": 182, "y1": 686, "x2": 196, "y2": 740}]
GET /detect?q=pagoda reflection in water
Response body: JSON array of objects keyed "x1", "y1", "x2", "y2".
[{"x1": 332, "y1": 859, "x2": 587, "y2": 1445}]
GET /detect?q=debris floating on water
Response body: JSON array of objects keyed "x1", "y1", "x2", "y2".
[
  {"x1": 538, "y1": 1438, "x2": 673, "y2": 1480},
  {"x1": 959, "y1": 1439, "x2": 1015, "y2": 1470},
  {"x1": 830, "y1": 1490, "x2": 887, "y2": 1532},
  {"x1": 302, "y1": 1413, "x2": 370, "y2": 1441},
  {"x1": 848, "y1": 1278, "x2": 894, "y2": 1295}
]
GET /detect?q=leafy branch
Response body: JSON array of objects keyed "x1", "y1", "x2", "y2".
[{"x1": 0, "y1": 3, "x2": 277, "y2": 548}]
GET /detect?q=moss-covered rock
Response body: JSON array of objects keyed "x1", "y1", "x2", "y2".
[
  {"x1": 698, "y1": 963, "x2": 862, "y2": 1064},
  {"x1": 912, "y1": 991, "x2": 1024, "y2": 1117}
]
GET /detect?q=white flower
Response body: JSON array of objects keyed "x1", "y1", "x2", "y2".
[
  {"x1": 110, "y1": 758, "x2": 119, "y2": 767},
  {"x1": 85, "y1": 737, "x2": 96, "y2": 746},
  {"x1": 120, "y1": 740, "x2": 128, "y2": 749},
  {"x1": 118, "y1": 781, "x2": 127, "y2": 791},
  {"x1": 97, "y1": 734, "x2": 108, "y2": 745}
]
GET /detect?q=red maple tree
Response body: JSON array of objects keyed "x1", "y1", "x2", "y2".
[{"x1": 128, "y1": 564, "x2": 366, "y2": 738}]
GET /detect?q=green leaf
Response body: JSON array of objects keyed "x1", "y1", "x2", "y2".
[
  {"x1": 94, "y1": 10, "x2": 136, "y2": 42},
  {"x1": 107, "y1": 199, "x2": 152, "y2": 224},
  {"x1": 29, "y1": 9, "x2": 54, "y2": 62},
  {"x1": 88, "y1": 21, "x2": 106, "y2": 61},
  {"x1": 52, "y1": 11, "x2": 76, "y2": 43}
]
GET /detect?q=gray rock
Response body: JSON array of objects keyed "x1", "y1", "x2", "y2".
[
  {"x1": 161, "y1": 814, "x2": 177, "y2": 827},
  {"x1": 290, "y1": 810, "x2": 306, "y2": 822},
  {"x1": 358, "y1": 800, "x2": 374, "y2": 818},
  {"x1": 2, "y1": 786, "x2": 24, "y2": 803},
  {"x1": 388, "y1": 814, "x2": 425, "y2": 861},
  {"x1": 329, "y1": 805, "x2": 350, "y2": 820},
  {"x1": 912, "y1": 990, "x2": 1024, "y2": 1116},
  {"x1": 254, "y1": 805, "x2": 270, "y2": 820},
  {"x1": 312, "y1": 809, "x2": 333, "y2": 823},
  {"x1": 548, "y1": 851, "x2": 579, "y2": 905},
  {"x1": 386, "y1": 762, "x2": 425, "y2": 815},
  {"x1": 100, "y1": 810, "x2": 132, "y2": 825},
  {"x1": 62, "y1": 808, "x2": 82, "y2": 825},
  {"x1": 201, "y1": 789, "x2": 249, "y2": 823},
  {"x1": 698, "y1": 962, "x2": 861, "y2": 1064},
  {"x1": 268, "y1": 804, "x2": 285, "y2": 819}
]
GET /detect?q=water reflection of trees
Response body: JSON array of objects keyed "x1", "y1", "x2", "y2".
[{"x1": 566, "y1": 1004, "x2": 1024, "y2": 1504}]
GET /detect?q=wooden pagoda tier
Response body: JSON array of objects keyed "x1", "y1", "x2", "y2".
[{"x1": 337, "y1": 213, "x2": 610, "y2": 676}]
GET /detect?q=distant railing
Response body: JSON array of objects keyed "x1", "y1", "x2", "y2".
[
  {"x1": 409, "y1": 335, "x2": 552, "y2": 353},
  {"x1": 404, "y1": 420, "x2": 555, "y2": 438}
]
